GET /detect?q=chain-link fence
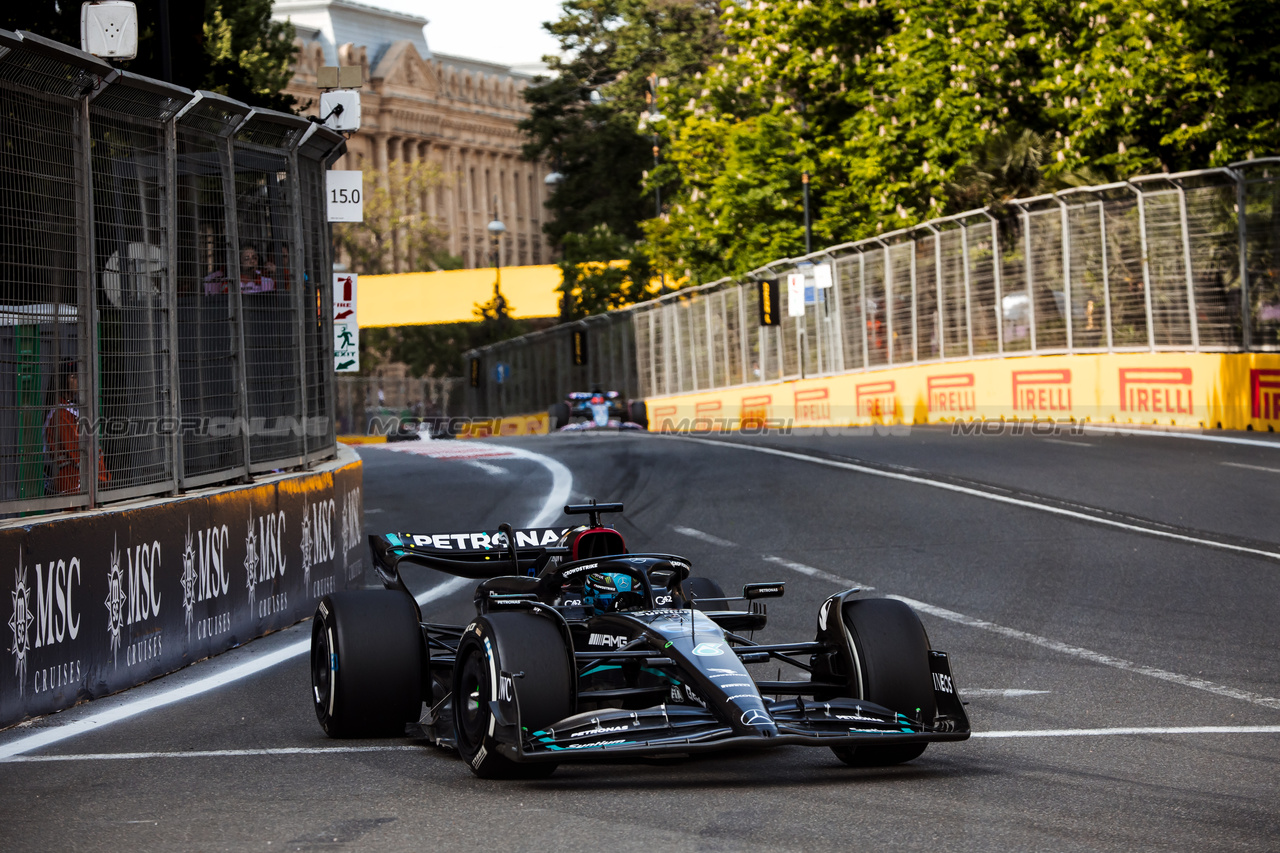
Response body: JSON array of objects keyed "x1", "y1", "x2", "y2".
[
  {"x1": 334, "y1": 375, "x2": 464, "y2": 436},
  {"x1": 0, "y1": 30, "x2": 345, "y2": 515},
  {"x1": 464, "y1": 159, "x2": 1280, "y2": 417},
  {"x1": 464, "y1": 315, "x2": 638, "y2": 418}
]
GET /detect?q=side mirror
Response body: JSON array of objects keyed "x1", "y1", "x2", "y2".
[{"x1": 743, "y1": 582, "x2": 785, "y2": 600}]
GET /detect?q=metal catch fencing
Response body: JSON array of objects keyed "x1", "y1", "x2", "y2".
[
  {"x1": 334, "y1": 375, "x2": 464, "y2": 436},
  {"x1": 0, "y1": 30, "x2": 346, "y2": 516},
  {"x1": 465, "y1": 159, "x2": 1280, "y2": 416},
  {"x1": 465, "y1": 315, "x2": 637, "y2": 417}
]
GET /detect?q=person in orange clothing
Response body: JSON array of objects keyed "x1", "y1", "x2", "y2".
[{"x1": 44, "y1": 361, "x2": 109, "y2": 495}]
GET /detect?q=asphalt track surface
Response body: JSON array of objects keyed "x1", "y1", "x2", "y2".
[{"x1": 3, "y1": 425, "x2": 1279, "y2": 852}]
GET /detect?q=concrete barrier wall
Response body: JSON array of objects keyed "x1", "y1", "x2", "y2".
[
  {"x1": 0, "y1": 446, "x2": 363, "y2": 729},
  {"x1": 641, "y1": 353, "x2": 1280, "y2": 432}
]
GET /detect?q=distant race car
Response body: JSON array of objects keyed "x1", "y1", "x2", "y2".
[
  {"x1": 309, "y1": 501, "x2": 970, "y2": 778},
  {"x1": 549, "y1": 390, "x2": 646, "y2": 431}
]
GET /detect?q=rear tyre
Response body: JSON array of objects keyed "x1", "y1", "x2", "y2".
[
  {"x1": 681, "y1": 576, "x2": 726, "y2": 609},
  {"x1": 549, "y1": 402, "x2": 570, "y2": 430},
  {"x1": 832, "y1": 598, "x2": 935, "y2": 767},
  {"x1": 453, "y1": 612, "x2": 574, "y2": 779},
  {"x1": 311, "y1": 591, "x2": 424, "y2": 738}
]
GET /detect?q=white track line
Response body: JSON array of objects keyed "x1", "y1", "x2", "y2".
[
  {"x1": 760, "y1": 555, "x2": 875, "y2": 590},
  {"x1": 667, "y1": 436, "x2": 1280, "y2": 563},
  {"x1": 974, "y1": 726, "x2": 1280, "y2": 739},
  {"x1": 465, "y1": 460, "x2": 509, "y2": 476},
  {"x1": 1222, "y1": 461, "x2": 1280, "y2": 475},
  {"x1": 672, "y1": 526, "x2": 738, "y2": 547},
  {"x1": 3, "y1": 745, "x2": 424, "y2": 762},
  {"x1": 9, "y1": 725, "x2": 1280, "y2": 762},
  {"x1": 961, "y1": 688, "x2": 1051, "y2": 698},
  {"x1": 0, "y1": 445, "x2": 573, "y2": 761},
  {"x1": 1041, "y1": 438, "x2": 1093, "y2": 447},
  {"x1": 890, "y1": 594, "x2": 1280, "y2": 711},
  {"x1": 1079, "y1": 425, "x2": 1280, "y2": 449}
]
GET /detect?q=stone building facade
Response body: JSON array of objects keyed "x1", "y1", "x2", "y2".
[{"x1": 274, "y1": 0, "x2": 554, "y2": 271}]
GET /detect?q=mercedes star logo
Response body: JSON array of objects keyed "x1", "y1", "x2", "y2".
[{"x1": 741, "y1": 708, "x2": 770, "y2": 727}]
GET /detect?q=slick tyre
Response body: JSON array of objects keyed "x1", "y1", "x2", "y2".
[
  {"x1": 627, "y1": 401, "x2": 648, "y2": 429},
  {"x1": 832, "y1": 597, "x2": 935, "y2": 767},
  {"x1": 312, "y1": 591, "x2": 424, "y2": 738},
  {"x1": 549, "y1": 402, "x2": 570, "y2": 430},
  {"x1": 453, "y1": 612, "x2": 575, "y2": 779},
  {"x1": 681, "y1": 577, "x2": 726, "y2": 608}
]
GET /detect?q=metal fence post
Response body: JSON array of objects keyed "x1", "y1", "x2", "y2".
[
  {"x1": 883, "y1": 241, "x2": 894, "y2": 366},
  {"x1": 960, "y1": 221, "x2": 974, "y2": 357},
  {"x1": 984, "y1": 211, "x2": 1004, "y2": 355},
  {"x1": 859, "y1": 250, "x2": 870, "y2": 369},
  {"x1": 1174, "y1": 181, "x2": 1200, "y2": 350},
  {"x1": 1016, "y1": 204, "x2": 1036, "y2": 352},
  {"x1": 1057, "y1": 196, "x2": 1073, "y2": 351},
  {"x1": 79, "y1": 93, "x2": 100, "y2": 507},
  {"x1": 224, "y1": 117, "x2": 252, "y2": 477},
  {"x1": 909, "y1": 237, "x2": 918, "y2": 363},
  {"x1": 1233, "y1": 168, "x2": 1251, "y2": 350},
  {"x1": 1100, "y1": 200, "x2": 1114, "y2": 351},
  {"x1": 287, "y1": 142, "x2": 310, "y2": 463},
  {"x1": 164, "y1": 116, "x2": 183, "y2": 491},
  {"x1": 1130, "y1": 183, "x2": 1157, "y2": 351}
]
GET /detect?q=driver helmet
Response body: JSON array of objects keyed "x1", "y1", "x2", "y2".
[{"x1": 584, "y1": 571, "x2": 635, "y2": 614}]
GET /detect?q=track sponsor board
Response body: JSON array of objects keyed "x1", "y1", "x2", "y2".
[
  {"x1": 637, "y1": 353, "x2": 1280, "y2": 432},
  {"x1": 1, "y1": 456, "x2": 363, "y2": 728}
]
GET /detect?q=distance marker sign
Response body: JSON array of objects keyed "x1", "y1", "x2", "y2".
[{"x1": 326, "y1": 171, "x2": 363, "y2": 223}]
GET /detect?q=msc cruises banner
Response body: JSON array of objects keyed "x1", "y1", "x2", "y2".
[{"x1": 1, "y1": 455, "x2": 364, "y2": 729}]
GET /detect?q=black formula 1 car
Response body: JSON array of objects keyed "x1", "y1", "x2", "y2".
[{"x1": 310, "y1": 502, "x2": 969, "y2": 778}]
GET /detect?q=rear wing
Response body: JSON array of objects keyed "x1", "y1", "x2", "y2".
[{"x1": 369, "y1": 528, "x2": 570, "y2": 585}]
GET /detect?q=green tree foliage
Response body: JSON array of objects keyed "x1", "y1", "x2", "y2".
[
  {"x1": 557, "y1": 225, "x2": 654, "y2": 319},
  {"x1": 1, "y1": 1, "x2": 296, "y2": 112},
  {"x1": 650, "y1": 0, "x2": 1280, "y2": 282},
  {"x1": 333, "y1": 160, "x2": 453, "y2": 275},
  {"x1": 521, "y1": 0, "x2": 723, "y2": 313}
]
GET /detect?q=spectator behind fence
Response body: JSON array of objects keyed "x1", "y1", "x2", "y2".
[
  {"x1": 44, "y1": 361, "x2": 109, "y2": 495},
  {"x1": 203, "y1": 244, "x2": 276, "y2": 295}
]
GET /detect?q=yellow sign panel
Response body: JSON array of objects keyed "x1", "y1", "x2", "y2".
[{"x1": 358, "y1": 265, "x2": 563, "y2": 327}]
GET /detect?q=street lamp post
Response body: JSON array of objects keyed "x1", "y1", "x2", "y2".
[
  {"x1": 646, "y1": 74, "x2": 667, "y2": 292},
  {"x1": 487, "y1": 199, "x2": 506, "y2": 293}
]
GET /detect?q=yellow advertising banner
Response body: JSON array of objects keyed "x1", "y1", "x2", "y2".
[{"x1": 642, "y1": 353, "x2": 1280, "y2": 434}]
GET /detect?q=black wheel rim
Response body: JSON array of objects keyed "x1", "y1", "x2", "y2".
[
  {"x1": 311, "y1": 625, "x2": 332, "y2": 711},
  {"x1": 457, "y1": 644, "x2": 491, "y2": 750}
]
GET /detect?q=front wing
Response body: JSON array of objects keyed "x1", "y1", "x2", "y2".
[{"x1": 486, "y1": 659, "x2": 970, "y2": 764}]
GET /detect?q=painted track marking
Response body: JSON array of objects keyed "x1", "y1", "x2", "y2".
[
  {"x1": 665, "y1": 435, "x2": 1280, "y2": 563},
  {"x1": 752, "y1": 546, "x2": 1280, "y2": 711},
  {"x1": 760, "y1": 555, "x2": 875, "y2": 590},
  {"x1": 1222, "y1": 461, "x2": 1280, "y2": 475},
  {"x1": 672, "y1": 526, "x2": 738, "y2": 547},
  {"x1": 8, "y1": 726, "x2": 1280, "y2": 762},
  {"x1": 888, "y1": 594, "x2": 1280, "y2": 711}
]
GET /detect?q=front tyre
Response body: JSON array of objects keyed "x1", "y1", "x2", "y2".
[
  {"x1": 832, "y1": 597, "x2": 935, "y2": 767},
  {"x1": 311, "y1": 591, "x2": 424, "y2": 738},
  {"x1": 453, "y1": 612, "x2": 575, "y2": 779}
]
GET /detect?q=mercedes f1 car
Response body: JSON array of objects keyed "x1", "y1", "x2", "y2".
[{"x1": 310, "y1": 502, "x2": 969, "y2": 778}]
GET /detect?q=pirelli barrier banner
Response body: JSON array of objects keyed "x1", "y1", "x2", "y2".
[
  {"x1": 638, "y1": 353, "x2": 1280, "y2": 433},
  {"x1": 1, "y1": 450, "x2": 363, "y2": 729}
]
